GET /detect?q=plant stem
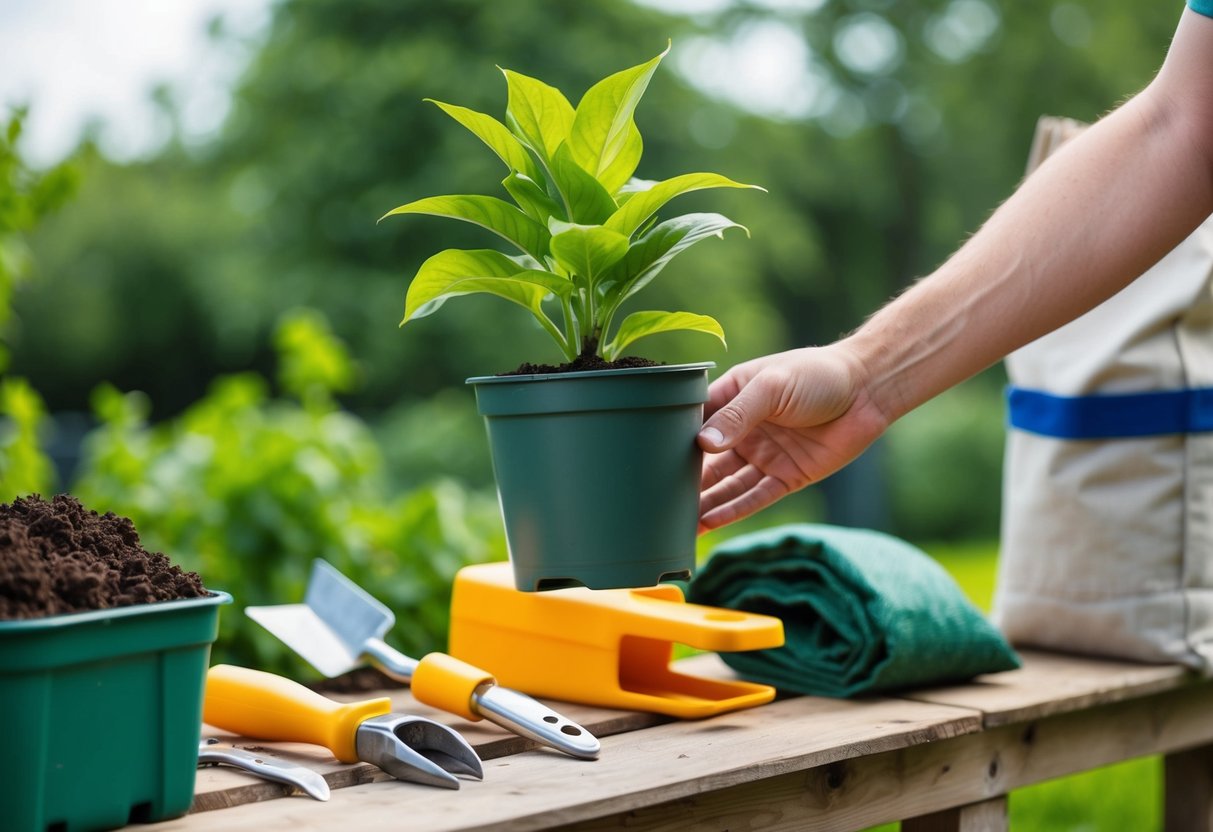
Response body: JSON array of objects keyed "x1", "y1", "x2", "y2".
[
  {"x1": 582, "y1": 278, "x2": 599, "y2": 357},
  {"x1": 561, "y1": 295, "x2": 579, "y2": 358},
  {"x1": 580, "y1": 333, "x2": 599, "y2": 358},
  {"x1": 597, "y1": 296, "x2": 620, "y2": 355}
]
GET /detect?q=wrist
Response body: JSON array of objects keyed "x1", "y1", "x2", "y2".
[{"x1": 837, "y1": 324, "x2": 912, "y2": 429}]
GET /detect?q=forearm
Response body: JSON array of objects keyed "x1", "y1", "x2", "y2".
[{"x1": 847, "y1": 10, "x2": 1213, "y2": 423}]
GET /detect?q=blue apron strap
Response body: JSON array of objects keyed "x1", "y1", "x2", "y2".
[{"x1": 1006, "y1": 386, "x2": 1213, "y2": 439}]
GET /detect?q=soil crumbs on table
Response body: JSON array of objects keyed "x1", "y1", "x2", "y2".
[
  {"x1": 313, "y1": 666, "x2": 405, "y2": 694},
  {"x1": 0, "y1": 494, "x2": 207, "y2": 620}
]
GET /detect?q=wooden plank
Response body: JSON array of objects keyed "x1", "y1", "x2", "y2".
[
  {"x1": 159, "y1": 693, "x2": 982, "y2": 831},
  {"x1": 192, "y1": 693, "x2": 669, "y2": 812},
  {"x1": 903, "y1": 648, "x2": 1194, "y2": 726},
  {"x1": 187, "y1": 651, "x2": 1201, "y2": 819},
  {"x1": 903, "y1": 798, "x2": 1008, "y2": 832},
  {"x1": 551, "y1": 680, "x2": 1213, "y2": 832},
  {"x1": 1165, "y1": 744, "x2": 1213, "y2": 832}
]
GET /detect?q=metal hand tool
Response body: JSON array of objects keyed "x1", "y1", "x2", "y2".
[
  {"x1": 204, "y1": 664, "x2": 483, "y2": 790},
  {"x1": 246, "y1": 559, "x2": 600, "y2": 759},
  {"x1": 198, "y1": 737, "x2": 331, "y2": 801}
]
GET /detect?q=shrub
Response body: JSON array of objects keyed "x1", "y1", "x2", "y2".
[{"x1": 73, "y1": 309, "x2": 506, "y2": 675}]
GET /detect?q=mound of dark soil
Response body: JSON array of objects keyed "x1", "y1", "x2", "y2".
[{"x1": 0, "y1": 494, "x2": 207, "y2": 620}]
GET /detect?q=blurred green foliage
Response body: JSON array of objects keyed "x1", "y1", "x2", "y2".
[
  {"x1": 7, "y1": 0, "x2": 1181, "y2": 544},
  {"x1": 72, "y1": 309, "x2": 506, "y2": 675},
  {"x1": 0, "y1": 110, "x2": 77, "y2": 367},
  {"x1": 887, "y1": 384, "x2": 1008, "y2": 540},
  {"x1": 0, "y1": 109, "x2": 75, "y2": 498},
  {"x1": 0, "y1": 106, "x2": 504, "y2": 677},
  {"x1": 0, "y1": 377, "x2": 53, "y2": 499}
]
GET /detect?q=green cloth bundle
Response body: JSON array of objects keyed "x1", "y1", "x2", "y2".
[{"x1": 686, "y1": 524, "x2": 1020, "y2": 697}]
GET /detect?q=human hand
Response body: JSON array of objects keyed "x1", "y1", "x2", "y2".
[{"x1": 697, "y1": 344, "x2": 892, "y2": 531}]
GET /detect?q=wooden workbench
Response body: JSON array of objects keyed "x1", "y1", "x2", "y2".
[{"x1": 159, "y1": 650, "x2": 1213, "y2": 831}]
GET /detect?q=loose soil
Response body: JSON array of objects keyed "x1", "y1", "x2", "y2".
[
  {"x1": 502, "y1": 355, "x2": 663, "y2": 376},
  {"x1": 313, "y1": 666, "x2": 404, "y2": 694},
  {"x1": 0, "y1": 494, "x2": 207, "y2": 620}
]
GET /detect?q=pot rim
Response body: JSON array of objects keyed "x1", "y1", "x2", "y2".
[
  {"x1": 466, "y1": 360, "x2": 715, "y2": 386},
  {"x1": 0, "y1": 590, "x2": 233, "y2": 633}
]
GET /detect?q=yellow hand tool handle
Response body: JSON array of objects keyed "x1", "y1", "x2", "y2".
[
  {"x1": 411, "y1": 653, "x2": 494, "y2": 722},
  {"x1": 204, "y1": 664, "x2": 392, "y2": 763}
]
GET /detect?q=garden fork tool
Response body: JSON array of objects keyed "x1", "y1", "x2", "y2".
[
  {"x1": 246, "y1": 559, "x2": 599, "y2": 759},
  {"x1": 203, "y1": 664, "x2": 483, "y2": 789}
]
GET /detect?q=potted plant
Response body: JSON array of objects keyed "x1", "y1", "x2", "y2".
[{"x1": 384, "y1": 44, "x2": 761, "y2": 591}]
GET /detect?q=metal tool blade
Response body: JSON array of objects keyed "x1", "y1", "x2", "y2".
[
  {"x1": 356, "y1": 714, "x2": 483, "y2": 790},
  {"x1": 249, "y1": 560, "x2": 418, "y2": 680},
  {"x1": 244, "y1": 602, "x2": 358, "y2": 678},
  {"x1": 198, "y1": 738, "x2": 331, "y2": 801},
  {"x1": 307, "y1": 558, "x2": 396, "y2": 653}
]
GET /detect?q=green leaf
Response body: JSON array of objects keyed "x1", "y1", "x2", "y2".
[
  {"x1": 402, "y1": 249, "x2": 571, "y2": 325},
  {"x1": 616, "y1": 178, "x2": 658, "y2": 206},
  {"x1": 502, "y1": 172, "x2": 565, "y2": 223},
  {"x1": 599, "y1": 213, "x2": 747, "y2": 310},
  {"x1": 381, "y1": 195, "x2": 550, "y2": 260},
  {"x1": 567, "y1": 44, "x2": 668, "y2": 184},
  {"x1": 605, "y1": 172, "x2": 763, "y2": 238},
  {"x1": 501, "y1": 68, "x2": 575, "y2": 162},
  {"x1": 549, "y1": 143, "x2": 617, "y2": 225},
  {"x1": 426, "y1": 99, "x2": 543, "y2": 183},
  {"x1": 603, "y1": 310, "x2": 726, "y2": 361},
  {"x1": 547, "y1": 218, "x2": 629, "y2": 284},
  {"x1": 598, "y1": 120, "x2": 643, "y2": 196}
]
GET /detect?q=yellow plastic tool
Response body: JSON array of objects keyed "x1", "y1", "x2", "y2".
[
  {"x1": 448, "y1": 562, "x2": 786, "y2": 718},
  {"x1": 203, "y1": 665, "x2": 483, "y2": 789}
]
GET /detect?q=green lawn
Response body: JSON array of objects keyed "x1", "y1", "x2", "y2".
[{"x1": 867, "y1": 541, "x2": 1161, "y2": 832}]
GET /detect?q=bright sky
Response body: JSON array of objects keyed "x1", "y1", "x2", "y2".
[{"x1": 0, "y1": 0, "x2": 271, "y2": 167}]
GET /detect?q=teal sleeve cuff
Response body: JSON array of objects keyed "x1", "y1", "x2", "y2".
[{"x1": 1190, "y1": 0, "x2": 1213, "y2": 18}]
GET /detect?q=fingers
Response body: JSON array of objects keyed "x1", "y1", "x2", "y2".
[
  {"x1": 698, "y1": 371, "x2": 785, "y2": 453},
  {"x1": 699, "y1": 458, "x2": 763, "y2": 507},
  {"x1": 699, "y1": 453, "x2": 796, "y2": 531},
  {"x1": 702, "y1": 369, "x2": 743, "y2": 421},
  {"x1": 699, "y1": 473, "x2": 792, "y2": 531},
  {"x1": 699, "y1": 448, "x2": 745, "y2": 492}
]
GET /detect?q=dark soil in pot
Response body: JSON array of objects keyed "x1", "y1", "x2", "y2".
[
  {"x1": 0, "y1": 494, "x2": 207, "y2": 620},
  {"x1": 502, "y1": 355, "x2": 663, "y2": 376}
]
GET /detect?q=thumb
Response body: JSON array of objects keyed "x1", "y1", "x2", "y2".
[{"x1": 698, "y1": 375, "x2": 780, "y2": 452}]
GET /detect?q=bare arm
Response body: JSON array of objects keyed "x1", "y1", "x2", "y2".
[
  {"x1": 698, "y1": 9, "x2": 1213, "y2": 530},
  {"x1": 852, "y1": 8, "x2": 1213, "y2": 422}
]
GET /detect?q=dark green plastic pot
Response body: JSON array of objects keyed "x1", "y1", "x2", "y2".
[
  {"x1": 468, "y1": 362, "x2": 712, "y2": 591},
  {"x1": 0, "y1": 591, "x2": 231, "y2": 832}
]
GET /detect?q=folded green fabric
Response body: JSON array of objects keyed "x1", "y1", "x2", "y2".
[{"x1": 686, "y1": 523, "x2": 1020, "y2": 697}]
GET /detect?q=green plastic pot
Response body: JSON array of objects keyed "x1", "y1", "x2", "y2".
[
  {"x1": 0, "y1": 591, "x2": 232, "y2": 832},
  {"x1": 468, "y1": 362, "x2": 712, "y2": 591}
]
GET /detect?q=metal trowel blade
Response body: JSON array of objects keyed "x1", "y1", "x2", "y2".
[
  {"x1": 246, "y1": 560, "x2": 395, "y2": 677},
  {"x1": 303, "y1": 559, "x2": 396, "y2": 655},
  {"x1": 245, "y1": 602, "x2": 360, "y2": 678}
]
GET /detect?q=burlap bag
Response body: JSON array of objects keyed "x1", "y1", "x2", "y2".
[{"x1": 993, "y1": 117, "x2": 1213, "y2": 670}]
